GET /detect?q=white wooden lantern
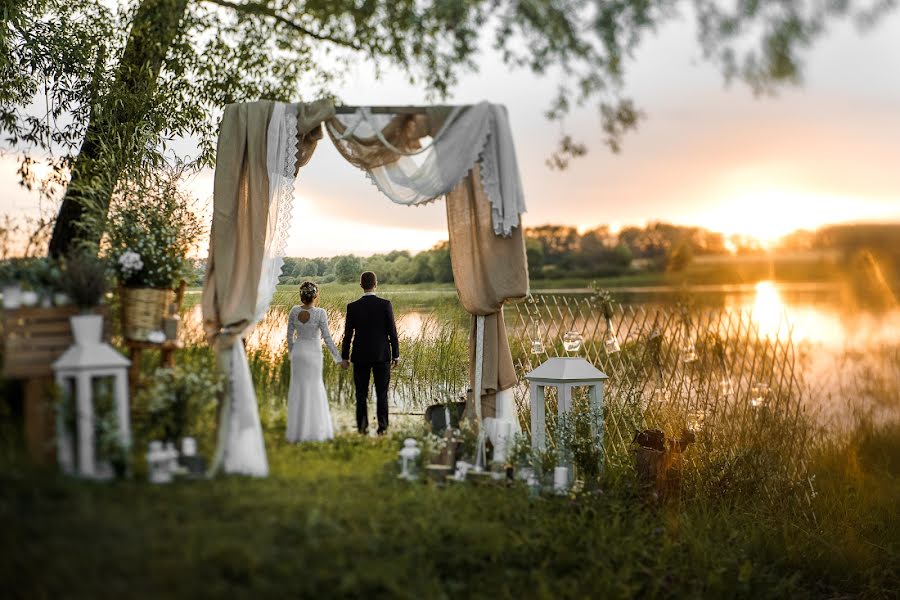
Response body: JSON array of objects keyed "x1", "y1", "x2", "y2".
[
  {"x1": 52, "y1": 334, "x2": 131, "y2": 479},
  {"x1": 398, "y1": 438, "x2": 421, "y2": 480},
  {"x1": 525, "y1": 357, "x2": 608, "y2": 477}
]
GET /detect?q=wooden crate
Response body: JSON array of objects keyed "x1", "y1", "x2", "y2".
[{"x1": 1, "y1": 306, "x2": 109, "y2": 379}]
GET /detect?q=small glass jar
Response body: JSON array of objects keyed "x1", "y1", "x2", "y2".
[
  {"x1": 680, "y1": 342, "x2": 697, "y2": 363},
  {"x1": 750, "y1": 382, "x2": 770, "y2": 408},
  {"x1": 563, "y1": 331, "x2": 583, "y2": 353},
  {"x1": 604, "y1": 332, "x2": 621, "y2": 354},
  {"x1": 687, "y1": 409, "x2": 706, "y2": 434}
]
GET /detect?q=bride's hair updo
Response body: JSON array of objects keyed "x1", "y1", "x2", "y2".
[{"x1": 299, "y1": 281, "x2": 319, "y2": 305}]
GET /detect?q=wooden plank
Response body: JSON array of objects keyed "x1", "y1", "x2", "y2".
[
  {"x1": 6, "y1": 321, "x2": 76, "y2": 335},
  {"x1": 7, "y1": 337, "x2": 74, "y2": 350},
  {"x1": 1, "y1": 306, "x2": 109, "y2": 379}
]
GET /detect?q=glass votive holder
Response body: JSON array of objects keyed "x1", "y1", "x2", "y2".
[
  {"x1": 718, "y1": 376, "x2": 735, "y2": 398},
  {"x1": 604, "y1": 333, "x2": 621, "y2": 354},
  {"x1": 687, "y1": 409, "x2": 706, "y2": 434},
  {"x1": 563, "y1": 331, "x2": 583, "y2": 353},
  {"x1": 750, "y1": 382, "x2": 769, "y2": 408}
]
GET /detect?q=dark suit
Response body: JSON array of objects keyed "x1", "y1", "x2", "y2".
[{"x1": 341, "y1": 294, "x2": 400, "y2": 433}]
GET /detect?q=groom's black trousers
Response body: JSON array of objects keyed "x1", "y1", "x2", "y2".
[{"x1": 353, "y1": 361, "x2": 390, "y2": 433}]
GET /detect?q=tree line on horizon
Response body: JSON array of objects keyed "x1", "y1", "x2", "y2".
[{"x1": 272, "y1": 222, "x2": 900, "y2": 286}]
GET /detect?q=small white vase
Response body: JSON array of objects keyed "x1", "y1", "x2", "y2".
[
  {"x1": 70, "y1": 314, "x2": 103, "y2": 346},
  {"x1": 21, "y1": 289, "x2": 39, "y2": 307},
  {"x1": 53, "y1": 292, "x2": 72, "y2": 307},
  {"x1": 1, "y1": 284, "x2": 22, "y2": 309}
]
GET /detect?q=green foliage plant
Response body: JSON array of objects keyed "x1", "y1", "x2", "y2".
[
  {"x1": 58, "y1": 251, "x2": 109, "y2": 311},
  {"x1": 134, "y1": 365, "x2": 223, "y2": 444},
  {"x1": 102, "y1": 166, "x2": 204, "y2": 289}
]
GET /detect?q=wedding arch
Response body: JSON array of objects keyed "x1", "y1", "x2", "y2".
[{"x1": 201, "y1": 99, "x2": 529, "y2": 476}]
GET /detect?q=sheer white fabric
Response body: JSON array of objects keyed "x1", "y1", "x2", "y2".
[
  {"x1": 285, "y1": 307, "x2": 341, "y2": 442},
  {"x1": 327, "y1": 102, "x2": 526, "y2": 236},
  {"x1": 215, "y1": 102, "x2": 299, "y2": 477},
  {"x1": 221, "y1": 342, "x2": 269, "y2": 475}
]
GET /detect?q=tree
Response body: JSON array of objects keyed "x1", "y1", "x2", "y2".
[
  {"x1": 526, "y1": 225, "x2": 579, "y2": 265},
  {"x1": 525, "y1": 237, "x2": 545, "y2": 273},
  {"x1": 4, "y1": 0, "x2": 894, "y2": 255},
  {"x1": 402, "y1": 253, "x2": 433, "y2": 284},
  {"x1": 333, "y1": 255, "x2": 361, "y2": 282},
  {"x1": 426, "y1": 242, "x2": 453, "y2": 283},
  {"x1": 666, "y1": 239, "x2": 694, "y2": 273}
]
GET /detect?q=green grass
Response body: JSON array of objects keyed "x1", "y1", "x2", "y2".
[{"x1": 1, "y1": 418, "x2": 897, "y2": 599}]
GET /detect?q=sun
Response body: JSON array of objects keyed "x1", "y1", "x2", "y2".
[{"x1": 694, "y1": 187, "x2": 900, "y2": 247}]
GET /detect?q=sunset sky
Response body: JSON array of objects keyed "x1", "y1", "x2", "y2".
[{"x1": 3, "y1": 8, "x2": 900, "y2": 257}]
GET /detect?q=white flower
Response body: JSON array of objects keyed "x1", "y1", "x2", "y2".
[{"x1": 118, "y1": 250, "x2": 144, "y2": 276}]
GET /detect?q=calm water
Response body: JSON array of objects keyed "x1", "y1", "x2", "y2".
[{"x1": 184, "y1": 280, "x2": 900, "y2": 350}]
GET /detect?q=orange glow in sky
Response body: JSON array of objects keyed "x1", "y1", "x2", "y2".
[{"x1": 690, "y1": 187, "x2": 900, "y2": 247}]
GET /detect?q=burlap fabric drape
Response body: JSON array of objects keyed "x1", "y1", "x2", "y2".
[
  {"x1": 201, "y1": 101, "x2": 272, "y2": 346},
  {"x1": 445, "y1": 165, "x2": 528, "y2": 419},
  {"x1": 202, "y1": 100, "x2": 333, "y2": 346}
]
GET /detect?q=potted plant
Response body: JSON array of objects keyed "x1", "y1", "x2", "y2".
[
  {"x1": 29, "y1": 257, "x2": 64, "y2": 307},
  {"x1": 105, "y1": 169, "x2": 203, "y2": 341},
  {"x1": 0, "y1": 258, "x2": 24, "y2": 309},
  {"x1": 17, "y1": 258, "x2": 41, "y2": 307},
  {"x1": 58, "y1": 250, "x2": 110, "y2": 346}
]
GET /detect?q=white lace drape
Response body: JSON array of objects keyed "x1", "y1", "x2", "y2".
[
  {"x1": 326, "y1": 102, "x2": 526, "y2": 236},
  {"x1": 216, "y1": 102, "x2": 299, "y2": 478}
]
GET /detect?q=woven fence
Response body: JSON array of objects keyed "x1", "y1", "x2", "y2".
[{"x1": 505, "y1": 293, "x2": 814, "y2": 502}]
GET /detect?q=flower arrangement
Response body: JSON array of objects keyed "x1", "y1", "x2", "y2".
[{"x1": 105, "y1": 169, "x2": 204, "y2": 289}]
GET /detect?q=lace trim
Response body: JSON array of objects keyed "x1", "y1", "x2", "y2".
[
  {"x1": 477, "y1": 106, "x2": 523, "y2": 237},
  {"x1": 362, "y1": 169, "x2": 443, "y2": 208},
  {"x1": 273, "y1": 105, "x2": 298, "y2": 266}
]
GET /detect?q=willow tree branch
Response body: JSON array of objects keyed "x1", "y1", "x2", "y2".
[{"x1": 201, "y1": 0, "x2": 365, "y2": 51}]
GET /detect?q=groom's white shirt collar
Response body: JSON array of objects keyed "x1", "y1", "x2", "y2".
[{"x1": 362, "y1": 291, "x2": 377, "y2": 296}]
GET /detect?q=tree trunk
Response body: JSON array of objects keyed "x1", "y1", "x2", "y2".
[{"x1": 48, "y1": 0, "x2": 190, "y2": 257}]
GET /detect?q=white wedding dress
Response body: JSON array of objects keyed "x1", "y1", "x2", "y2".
[{"x1": 286, "y1": 306, "x2": 342, "y2": 442}]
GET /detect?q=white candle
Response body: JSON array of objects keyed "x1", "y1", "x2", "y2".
[
  {"x1": 493, "y1": 420, "x2": 512, "y2": 463},
  {"x1": 553, "y1": 466, "x2": 569, "y2": 492}
]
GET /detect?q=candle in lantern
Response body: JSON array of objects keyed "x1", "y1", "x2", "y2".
[{"x1": 553, "y1": 466, "x2": 569, "y2": 493}]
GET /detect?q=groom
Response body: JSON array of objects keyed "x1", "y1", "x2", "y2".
[{"x1": 340, "y1": 271, "x2": 400, "y2": 435}]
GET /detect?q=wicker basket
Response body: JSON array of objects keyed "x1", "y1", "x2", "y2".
[{"x1": 122, "y1": 287, "x2": 174, "y2": 341}]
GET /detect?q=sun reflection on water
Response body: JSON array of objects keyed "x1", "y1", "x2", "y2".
[{"x1": 752, "y1": 281, "x2": 785, "y2": 339}]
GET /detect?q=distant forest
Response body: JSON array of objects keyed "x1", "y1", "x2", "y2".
[{"x1": 265, "y1": 221, "x2": 900, "y2": 285}]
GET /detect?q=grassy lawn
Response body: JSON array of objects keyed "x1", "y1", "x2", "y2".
[{"x1": 2, "y1": 420, "x2": 897, "y2": 599}]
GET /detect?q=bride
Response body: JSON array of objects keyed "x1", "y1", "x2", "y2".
[{"x1": 285, "y1": 281, "x2": 342, "y2": 442}]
